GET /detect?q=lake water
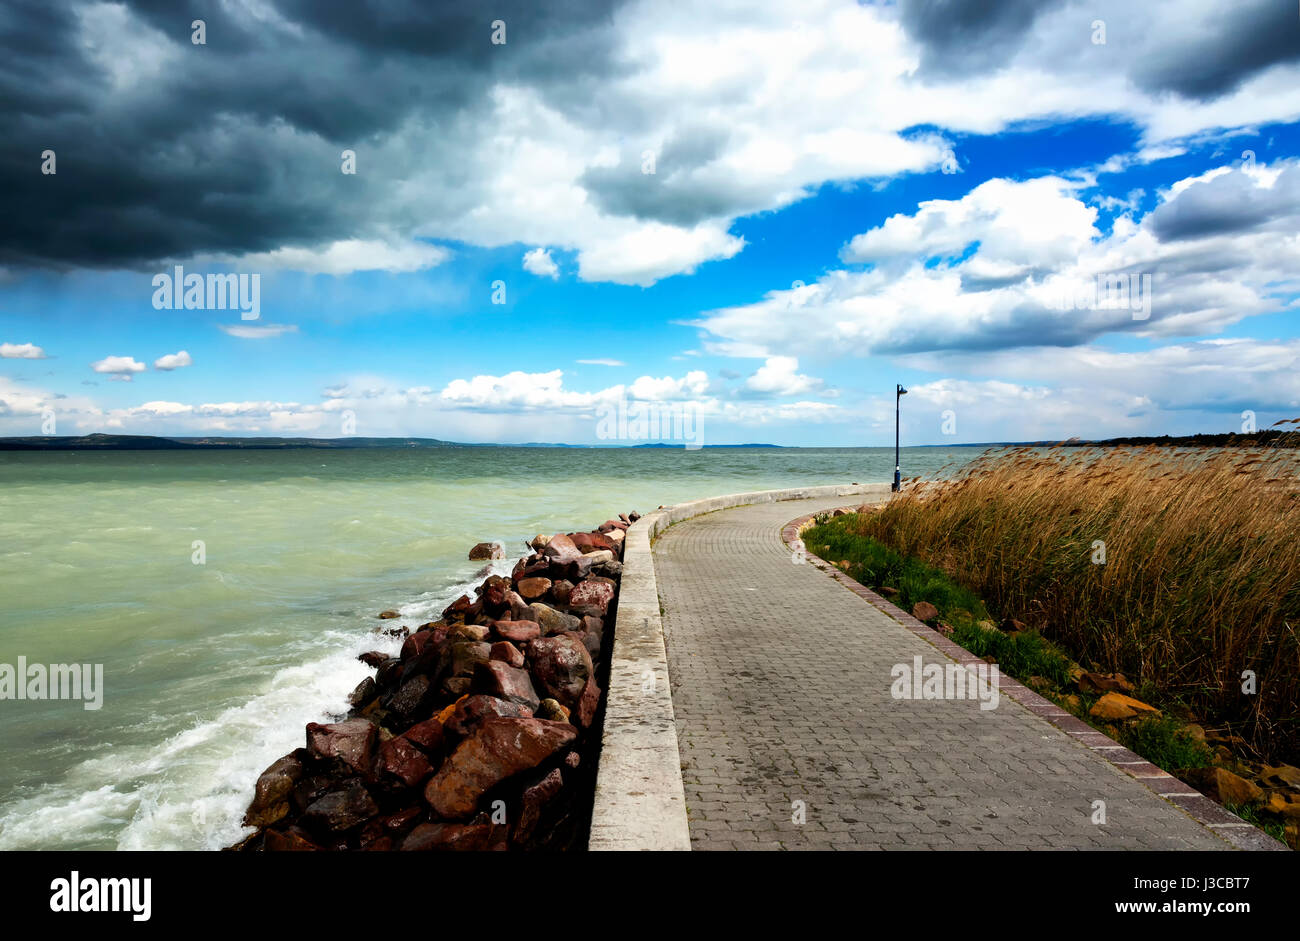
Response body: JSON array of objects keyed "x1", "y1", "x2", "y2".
[{"x1": 0, "y1": 445, "x2": 981, "y2": 849}]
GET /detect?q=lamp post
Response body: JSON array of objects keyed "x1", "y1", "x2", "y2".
[{"x1": 893, "y1": 384, "x2": 907, "y2": 492}]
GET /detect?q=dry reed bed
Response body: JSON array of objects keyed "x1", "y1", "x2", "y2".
[{"x1": 862, "y1": 440, "x2": 1300, "y2": 764}]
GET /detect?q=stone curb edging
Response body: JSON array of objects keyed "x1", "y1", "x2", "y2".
[
  {"x1": 588, "y1": 482, "x2": 889, "y2": 850},
  {"x1": 783, "y1": 508, "x2": 1290, "y2": 852}
]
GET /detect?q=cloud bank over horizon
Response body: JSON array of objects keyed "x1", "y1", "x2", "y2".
[{"x1": 2, "y1": 0, "x2": 1298, "y2": 445}]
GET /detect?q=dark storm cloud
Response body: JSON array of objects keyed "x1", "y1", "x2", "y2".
[
  {"x1": 1131, "y1": 0, "x2": 1300, "y2": 100},
  {"x1": 1148, "y1": 163, "x2": 1300, "y2": 241},
  {"x1": 897, "y1": 0, "x2": 1066, "y2": 76},
  {"x1": 0, "y1": 0, "x2": 626, "y2": 270},
  {"x1": 579, "y1": 125, "x2": 760, "y2": 226}
]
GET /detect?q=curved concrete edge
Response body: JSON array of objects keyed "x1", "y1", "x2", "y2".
[{"x1": 588, "y1": 481, "x2": 890, "y2": 851}]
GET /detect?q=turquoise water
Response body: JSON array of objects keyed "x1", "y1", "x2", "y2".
[{"x1": 0, "y1": 445, "x2": 980, "y2": 850}]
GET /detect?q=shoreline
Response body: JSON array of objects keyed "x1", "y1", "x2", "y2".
[{"x1": 230, "y1": 513, "x2": 637, "y2": 851}]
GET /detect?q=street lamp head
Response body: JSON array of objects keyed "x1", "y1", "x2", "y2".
[{"x1": 897, "y1": 384, "x2": 908, "y2": 396}]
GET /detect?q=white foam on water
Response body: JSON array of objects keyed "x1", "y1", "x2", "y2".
[{"x1": 0, "y1": 563, "x2": 515, "y2": 851}]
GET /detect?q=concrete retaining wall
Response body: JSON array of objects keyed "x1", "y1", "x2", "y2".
[{"x1": 588, "y1": 481, "x2": 889, "y2": 850}]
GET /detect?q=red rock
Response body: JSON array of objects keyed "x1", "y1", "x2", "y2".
[
  {"x1": 401, "y1": 820, "x2": 506, "y2": 851},
  {"x1": 529, "y1": 634, "x2": 593, "y2": 716},
  {"x1": 473, "y1": 660, "x2": 541, "y2": 711},
  {"x1": 572, "y1": 629, "x2": 601, "y2": 663},
  {"x1": 301, "y1": 781, "x2": 379, "y2": 833},
  {"x1": 529, "y1": 603, "x2": 581, "y2": 636},
  {"x1": 348, "y1": 676, "x2": 377, "y2": 708},
  {"x1": 516, "y1": 767, "x2": 564, "y2": 846},
  {"x1": 569, "y1": 579, "x2": 615, "y2": 616},
  {"x1": 534, "y1": 698, "x2": 570, "y2": 722},
  {"x1": 423, "y1": 717, "x2": 578, "y2": 819},
  {"x1": 477, "y1": 574, "x2": 511, "y2": 611},
  {"x1": 448, "y1": 623, "x2": 490, "y2": 642},
  {"x1": 570, "y1": 532, "x2": 615, "y2": 553},
  {"x1": 357, "y1": 650, "x2": 389, "y2": 668},
  {"x1": 377, "y1": 735, "x2": 435, "y2": 789},
  {"x1": 551, "y1": 579, "x2": 574, "y2": 606},
  {"x1": 542, "y1": 534, "x2": 581, "y2": 560},
  {"x1": 441, "y1": 594, "x2": 474, "y2": 620},
  {"x1": 444, "y1": 694, "x2": 534, "y2": 738},
  {"x1": 263, "y1": 826, "x2": 323, "y2": 852},
  {"x1": 306, "y1": 719, "x2": 378, "y2": 776},
  {"x1": 436, "y1": 641, "x2": 492, "y2": 699},
  {"x1": 911, "y1": 601, "x2": 939, "y2": 622},
  {"x1": 505, "y1": 589, "x2": 533, "y2": 621},
  {"x1": 243, "y1": 753, "x2": 302, "y2": 827},
  {"x1": 492, "y1": 619, "x2": 541, "y2": 643},
  {"x1": 403, "y1": 716, "x2": 447, "y2": 754},
  {"x1": 400, "y1": 629, "x2": 436, "y2": 663},
  {"x1": 385, "y1": 673, "x2": 436, "y2": 719},
  {"x1": 468, "y1": 542, "x2": 504, "y2": 560},
  {"x1": 516, "y1": 576, "x2": 552, "y2": 600},
  {"x1": 574, "y1": 676, "x2": 601, "y2": 728},
  {"x1": 490, "y1": 640, "x2": 525, "y2": 668}
]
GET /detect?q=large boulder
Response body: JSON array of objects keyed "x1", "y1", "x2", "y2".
[
  {"x1": 306, "y1": 719, "x2": 378, "y2": 776},
  {"x1": 1260, "y1": 765, "x2": 1300, "y2": 791},
  {"x1": 568, "y1": 578, "x2": 616, "y2": 616},
  {"x1": 401, "y1": 820, "x2": 506, "y2": 851},
  {"x1": 444, "y1": 694, "x2": 534, "y2": 738},
  {"x1": 403, "y1": 716, "x2": 447, "y2": 755},
  {"x1": 385, "y1": 674, "x2": 437, "y2": 720},
  {"x1": 477, "y1": 574, "x2": 512, "y2": 611},
  {"x1": 542, "y1": 534, "x2": 581, "y2": 560},
  {"x1": 570, "y1": 532, "x2": 615, "y2": 554},
  {"x1": 264, "y1": 827, "x2": 323, "y2": 852},
  {"x1": 505, "y1": 589, "x2": 533, "y2": 622},
  {"x1": 301, "y1": 781, "x2": 379, "y2": 834},
  {"x1": 436, "y1": 641, "x2": 492, "y2": 699},
  {"x1": 243, "y1": 753, "x2": 303, "y2": 828},
  {"x1": 550, "y1": 579, "x2": 574, "y2": 606},
  {"x1": 489, "y1": 640, "x2": 525, "y2": 668},
  {"x1": 911, "y1": 601, "x2": 939, "y2": 622},
  {"x1": 492, "y1": 619, "x2": 541, "y2": 644},
  {"x1": 1180, "y1": 766, "x2": 1263, "y2": 807},
  {"x1": 376, "y1": 735, "x2": 435, "y2": 790},
  {"x1": 529, "y1": 633, "x2": 599, "y2": 726},
  {"x1": 473, "y1": 660, "x2": 541, "y2": 711},
  {"x1": 515, "y1": 767, "x2": 564, "y2": 847},
  {"x1": 468, "y1": 542, "x2": 505, "y2": 561},
  {"x1": 516, "y1": 577, "x2": 552, "y2": 601},
  {"x1": 529, "y1": 603, "x2": 581, "y2": 636},
  {"x1": 423, "y1": 717, "x2": 577, "y2": 819},
  {"x1": 1089, "y1": 692, "x2": 1161, "y2": 722},
  {"x1": 1076, "y1": 671, "x2": 1135, "y2": 695}
]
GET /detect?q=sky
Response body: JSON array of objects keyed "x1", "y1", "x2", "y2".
[{"x1": 2, "y1": 0, "x2": 1299, "y2": 446}]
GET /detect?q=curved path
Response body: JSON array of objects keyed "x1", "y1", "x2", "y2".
[{"x1": 653, "y1": 496, "x2": 1233, "y2": 851}]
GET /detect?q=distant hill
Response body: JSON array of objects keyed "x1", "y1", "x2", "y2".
[
  {"x1": 630, "y1": 442, "x2": 782, "y2": 449},
  {"x1": 0, "y1": 434, "x2": 786, "y2": 451},
  {"x1": 0, "y1": 433, "x2": 458, "y2": 451}
]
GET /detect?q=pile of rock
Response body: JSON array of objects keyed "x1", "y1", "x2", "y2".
[{"x1": 230, "y1": 512, "x2": 640, "y2": 852}]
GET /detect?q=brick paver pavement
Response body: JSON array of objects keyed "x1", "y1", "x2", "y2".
[{"x1": 653, "y1": 497, "x2": 1231, "y2": 850}]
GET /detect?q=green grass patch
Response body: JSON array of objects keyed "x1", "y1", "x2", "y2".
[
  {"x1": 1116, "y1": 715, "x2": 1213, "y2": 771},
  {"x1": 1223, "y1": 802, "x2": 1288, "y2": 843},
  {"x1": 802, "y1": 514, "x2": 1219, "y2": 778}
]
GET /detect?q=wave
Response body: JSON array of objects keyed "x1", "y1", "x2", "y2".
[{"x1": 0, "y1": 558, "x2": 515, "y2": 851}]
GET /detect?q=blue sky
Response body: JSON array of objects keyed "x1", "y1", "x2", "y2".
[{"x1": 2, "y1": 0, "x2": 1299, "y2": 445}]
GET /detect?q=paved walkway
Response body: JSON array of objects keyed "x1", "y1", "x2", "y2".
[{"x1": 653, "y1": 497, "x2": 1230, "y2": 850}]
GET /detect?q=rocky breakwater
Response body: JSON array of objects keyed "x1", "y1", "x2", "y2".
[{"x1": 230, "y1": 512, "x2": 639, "y2": 851}]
